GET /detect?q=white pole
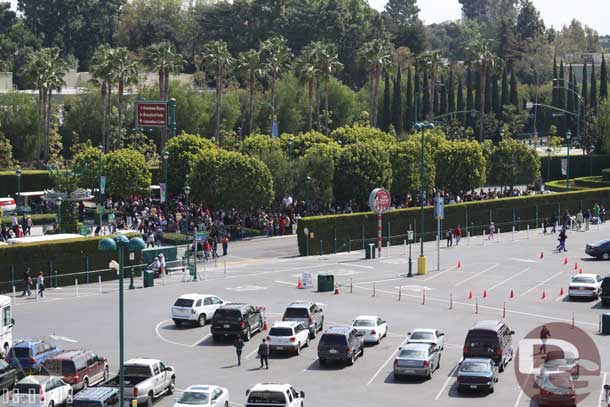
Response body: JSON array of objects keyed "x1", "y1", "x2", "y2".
[
  {"x1": 98, "y1": 276, "x2": 102, "y2": 294},
  {"x1": 141, "y1": 271, "x2": 144, "y2": 288},
  {"x1": 403, "y1": 240, "x2": 407, "y2": 256},
  {"x1": 498, "y1": 228, "x2": 501, "y2": 243},
  {"x1": 527, "y1": 224, "x2": 530, "y2": 239},
  {"x1": 482, "y1": 230, "x2": 486, "y2": 245},
  {"x1": 387, "y1": 240, "x2": 390, "y2": 257},
  {"x1": 512, "y1": 226, "x2": 515, "y2": 240},
  {"x1": 467, "y1": 232, "x2": 471, "y2": 247},
  {"x1": 75, "y1": 279, "x2": 79, "y2": 297},
  {"x1": 162, "y1": 268, "x2": 166, "y2": 286},
  {"x1": 12, "y1": 286, "x2": 16, "y2": 306},
  {"x1": 35, "y1": 282, "x2": 38, "y2": 301},
  {"x1": 436, "y1": 217, "x2": 440, "y2": 271},
  {"x1": 203, "y1": 262, "x2": 206, "y2": 281}
]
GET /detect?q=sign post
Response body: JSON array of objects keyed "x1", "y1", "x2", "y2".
[
  {"x1": 434, "y1": 193, "x2": 444, "y2": 271},
  {"x1": 368, "y1": 188, "x2": 391, "y2": 258}
]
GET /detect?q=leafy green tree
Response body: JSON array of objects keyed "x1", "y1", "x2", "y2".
[
  {"x1": 436, "y1": 140, "x2": 486, "y2": 194},
  {"x1": 334, "y1": 141, "x2": 392, "y2": 206},
  {"x1": 381, "y1": 71, "x2": 391, "y2": 131},
  {"x1": 331, "y1": 124, "x2": 395, "y2": 146},
  {"x1": 515, "y1": 0, "x2": 545, "y2": 41},
  {"x1": 164, "y1": 132, "x2": 216, "y2": 194},
  {"x1": 294, "y1": 144, "x2": 336, "y2": 206},
  {"x1": 237, "y1": 49, "x2": 265, "y2": 135},
  {"x1": 383, "y1": 0, "x2": 420, "y2": 27},
  {"x1": 405, "y1": 66, "x2": 413, "y2": 130},
  {"x1": 260, "y1": 36, "x2": 293, "y2": 119},
  {"x1": 89, "y1": 45, "x2": 115, "y2": 151},
  {"x1": 488, "y1": 138, "x2": 540, "y2": 190},
  {"x1": 590, "y1": 62, "x2": 598, "y2": 111},
  {"x1": 389, "y1": 140, "x2": 435, "y2": 197},
  {"x1": 582, "y1": 62, "x2": 588, "y2": 108},
  {"x1": 279, "y1": 131, "x2": 337, "y2": 158},
  {"x1": 0, "y1": 132, "x2": 14, "y2": 169},
  {"x1": 0, "y1": 93, "x2": 39, "y2": 162},
  {"x1": 419, "y1": 50, "x2": 444, "y2": 120},
  {"x1": 104, "y1": 149, "x2": 152, "y2": 197},
  {"x1": 294, "y1": 43, "x2": 320, "y2": 132},
  {"x1": 391, "y1": 68, "x2": 403, "y2": 134},
  {"x1": 108, "y1": 48, "x2": 139, "y2": 151},
  {"x1": 72, "y1": 146, "x2": 103, "y2": 189},
  {"x1": 509, "y1": 68, "x2": 519, "y2": 106},
  {"x1": 589, "y1": 100, "x2": 610, "y2": 154},
  {"x1": 601, "y1": 55, "x2": 608, "y2": 101},
  {"x1": 315, "y1": 42, "x2": 343, "y2": 134},
  {"x1": 189, "y1": 149, "x2": 274, "y2": 211}
]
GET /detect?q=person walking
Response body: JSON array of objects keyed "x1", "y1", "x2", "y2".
[
  {"x1": 221, "y1": 235, "x2": 229, "y2": 256},
  {"x1": 576, "y1": 210, "x2": 584, "y2": 231},
  {"x1": 21, "y1": 268, "x2": 32, "y2": 297},
  {"x1": 540, "y1": 325, "x2": 551, "y2": 355},
  {"x1": 445, "y1": 228, "x2": 453, "y2": 247},
  {"x1": 258, "y1": 338, "x2": 269, "y2": 369},
  {"x1": 36, "y1": 272, "x2": 45, "y2": 298},
  {"x1": 558, "y1": 228, "x2": 567, "y2": 252},
  {"x1": 234, "y1": 335, "x2": 245, "y2": 366},
  {"x1": 584, "y1": 209, "x2": 591, "y2": 231},
  {"x1": 488, "y1": 222, "x2": 495, "y2": 239},
  {"x1": 146, "y1": 230, "x2": 155, "y2": 248},
  {"x1": 453, "y1": 225, "x2": 461, "y2": 246},
  {"x1": 550, "y1": 214, "x2": 557, "y2": 233}
]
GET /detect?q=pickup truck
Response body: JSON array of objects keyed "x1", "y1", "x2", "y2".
[
  {"x1": 104, "y1": 358, "x2": 175, "y2": 407},
  {"x1": 246, "y1": 383, "x2": 305, "y2": 407}
]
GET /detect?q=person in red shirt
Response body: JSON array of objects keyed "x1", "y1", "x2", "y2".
[
  {"x1": 279, "y1": 217, "x2": 286, "y2": 235},
  {"x1": 203, "y1": 239, "x2": 211, "y2": 261},
  {"x1": 453, "y1": 225, "x2": 462, "y2": 246}
]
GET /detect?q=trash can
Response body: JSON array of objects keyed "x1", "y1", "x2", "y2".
[
  {"x1": 365, "y1": 243, "x2": 376, "y2": 259},
  {"x1": 317, "y1": 273, "x2": 334, "y2": 292},
  {"x1": 602, "y1": 313, "x2": 610, "y2": 335},
  {"x1": 144, "y1": 270, "x2": 155, "y2": 288}
]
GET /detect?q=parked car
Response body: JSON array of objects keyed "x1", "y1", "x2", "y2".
[
  {"x1": 540, "y1": 350, "x2": 580, "y2": 378},
  {"x1": 172, "y1": 294, "x2": 227, "y2": 327},
  {"x1": 568, "y1": 273, "x2": 602, "y2": 300},
  {"x1": 104, "y1": 358, "x2": 175, "y2": 407},
  {"x1": 585, "y1": 239, "x2": 610, "y2": 260},
  {"x1": 266, "y1": 321, "x2": 310, "y2": 355},
  {"x1": 9, "y1": 375, "x2": 72, "y2": 407},
  {"x1": 174, "y1": 385, "x2": 229, "y2": 407},
  {"x1": 456, "y1": 358, "x2": 499, "y2": 393},
  {"x1": 317, "y1": 327, "x2": 364, "y2": 366},
  {"x1": 0, "y1": 198, "x2": 16, "y2": 213},
  {"x1": 407, "y1": 328, "x2": 445, "y2": 350},
  {"x1": 245, "y1": 383, "x2": 304, "y2": 407},
  {"x1": 393, "y1": 343, "x2": 441, "y2": 380},
  {"x1": 463, "y1": 320, "x2": 514, "y2": 372},
  {"x1": 43, "y1": 350, "x2": 109, "y2": 391},
  {"x1": 72, "y1": 387, "x2": 120, "y2": 407},
  {"x1": 7, "y1": 340, "x2": 63, "y2": 374},
  {"x1": 352, "y1": 316, "x2": 387, "y2": 344},
  {"x1": 282, "y1": 302, "x2": 324, "y2": 339},
  {"x1": 536, "y1": 372, "x2": 577, "y2": 407},
  {"x1": 0, "y1": 359, "x2": 17, "y2": 392},
  {"x1": 211, "y1": 303, "x2": 264, "y2": 342},
  {"x1": 601, "y1": 276, "x2": 610, "y2": 306}
]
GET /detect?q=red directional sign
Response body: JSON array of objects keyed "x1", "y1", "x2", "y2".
[{"x1": 136, "y1": 101, "x2": 168, "y2": 127}]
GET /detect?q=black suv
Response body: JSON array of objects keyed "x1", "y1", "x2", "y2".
[
  {"x1": 317, "y1": 327, "x2": 364, "y2": 366},
  {"x1": 211, "y1": 303, "x2": 264, "y2": 342},
  {"x1": 463, "y1": 320, "x2": 514, "y2": 372},
  {"x1": 601, "y1": 276, "x2": 610, "y2": 306}
]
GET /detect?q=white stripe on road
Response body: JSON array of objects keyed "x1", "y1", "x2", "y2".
[
  {"x1": 154, "y1": 319, "x2": 192, "y2": 348},
  {"x1": 434, "y1": 363, "x2": 460, "y2": 401},
  {"x1": 342, "y1": 263, "x2": 374, "y2": 269},
  {"x1": 274, "y1": 280, "x2": 296, "y2": 286},
  {"x1": 514, "y1": 389, "x2": 525, "y2": 407},
  {"x1": 190, "y1": 333, "x2": 211, "y2": 347},
  {"x1": 366, "y1": 337, "x2": 410, "y2": 385},
  {"x1": 488, "y1": 268, "x2": 530, "y2": 291},
  {"x1": 423, "y1": 266, "x2": 457, "y2": 282},
  {"x1": 455, "y1": 264, "x2": 499, "y2": 287},
  {"x1": 520, "y1": 271, "x2": 564, "y2": 297},
  {"x1": 245, "y1": 348, "x2": 259, "y2": 360}
]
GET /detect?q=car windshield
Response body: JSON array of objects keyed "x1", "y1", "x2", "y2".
[
  {"x1": 269, "y1": 327, "x2": 293, "y2": 336},
  {"x1": 247, "y1": 391, "x2": 285, "y2": 404},
  {"x1": 44, "y1": 359, "x2": 76, "y2": 375},
  {"x1": 353, "y1": 320, "x2": 374, "y2": 327},
  {"x1": 177, "y1": 391, "x2": 210, "y2": 405},
  {"x1": 398, "y1": 349, "x2": 426, "y2": 358},
  {"x1": 12, "y1": 348, "x2": 31, "y2": 358},
  {"x1": 572, "y1": 276, "x2": 595, "y2": 284},
  {"x1": 320, "y1": 334, "x2": 347, "y2": 346},
  {"x1": 174, "y1": 299, "x2": 194, "y2": 307},
  {"x1": 461, "y1": 362, "x2": 490, "y2": 372},
  {"x1": 16, "y1": 383, "x2": 40, "y2": 394},
  {"x1": 213, "y1": 309, "x2": 242, "y2": 319},
  {"x1": 124, "y1": 365, "x2": 152, "y2": 376},
  {"x1": 410, "y1": 332, "x2": 434, "y2": 340},
  {"x1": 592, "y1": 240, "x2": 610, "y2": 247},
  {"x1": 284, "y1": 308, "x2": 308, "y2": 318}
]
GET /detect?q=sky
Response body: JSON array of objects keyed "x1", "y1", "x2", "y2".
[{"x1": 5, "y1": 0, "x2": 609, "y2": 35}]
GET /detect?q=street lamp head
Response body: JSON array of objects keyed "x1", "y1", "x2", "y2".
[
  {"x1": 16, "y1": 167, "x2": 21, "y2": 177},
  {"x1": 306, "y1": 176, "x2": 311, "y2": 182},
  {"x1": 415, "y1": 123, "x2": 423, "y2": 131},
  {"x1": 566, "y1": 130, "x2": 572, "y2": 139},
  {"x1": 184, "y1": 185, "x2": 191, "y2": 196},
  {"x1": 163, "y1": 150, "x2": 169, "y2": 161},
  {"x1": 115, "y1": 234, "x2": 129, "y2": 247},
  {"x1": 98, "y1": 237, "x2": 117, "y2": 252},
  {"x1": 128, "y1": 236, "x2": 146, "y2": 252},
  {"x1": 97, "y1": 145, "x2": 104, "y2": 153},
  {"x1": 288, "y1": 137, "x2": 293, "y2": 145},
  {"x1": 56, "y1": 196, "x2": 63, "y2": 207},
  {"x1": 426, "y1": 123, "x2": 435, "y2": 130}
]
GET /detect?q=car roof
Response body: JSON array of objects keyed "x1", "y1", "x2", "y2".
[
  {"x1": 471, "y1": 320, "x2": 503, "y2": 331},
  {"x1": 17, "y1": 375, "x2": 56, "y2": 385},
  {"x1": 14, "y1": 340, "x2": 44, "y2": 348},
  {"x1": 125, "y1": 358, "x2": 160, "y2": 365},
  {"x1": 322, "y1": 326, "x2": 352, "y2": 335},
  {"x1": 271, "y1": 321, "x2": 300, "y2": 328},
  {"x1": 286, "y1": 302, "x2": 313, "y2": 309},
  {"x1": 462, "y1": 358, "x2": 493, "y2": 364},
  {"x1": 219, "y1": 303, "x2": 249, "y2": 309},
  {"x1": 178, "y1": 294, "x2": 215, "y2": 300},
  {"x1": 46, "y1": 350, "x2": 87, "y2": 360},
  {"x1": 73, "y1": 387, "x2": 118, "y2": 400},
  {"x1": 250, "y1": 383, "x2": 292, "y2": 392},
  {"x1": 401, "y1": 343, "x2": 432, "y2": 350},
  {"x1": 354, "y1": 315, "x2": 378, "y2": 321},
  {"x1": 411, "y1": 328, "x2": 436, "y2": 333},
  {"x1": 184, "y1": 385, "x2": 216, "y2": 393},
  {"x1": 572, "y1": 273, "x2": 598, "y2": 279}
]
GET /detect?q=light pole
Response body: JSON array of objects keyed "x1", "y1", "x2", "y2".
[
  {"x1": 56, "y1": 196, "x2": 63, "y2": 233},
  {"x1": 414, "y1": 121, "x2": 434, "y2": 274},
  {"x1": 305, "y1": 176, "x2": 312, "y2": 212},
  {"x1": 162, "y1": 150, "x2": 169, "y2": 215},
  {"x1": 588, "y1": 145, "x2": 595, "y2": 176},
  {"x1": 15, "y1": 167, "x2": 21, "y2": 215},
  {"x1": 98, "y1": 145, "x2": 104, "y2": 232},
  {"x1": 566, "y1": 130, "x2": 572, "y2": 190},
  {"x1": 287, "y1": 137, "x2": 294, "y2": 159},
  {"x1": 184, "y1": 184, "x2": 191, "y2": 240},
  {"x1": 184, "y1": 184, "x2": 194, "y2": 281},
  {"x1": 546, "y1": 148, "x2": 553, "y2": 182},
  {"x1": 407, "y1": 224, "x2": 413, "y2": 278},
  {"x1": 98, "y1": 235, "x2": 145, "y2": 407}
]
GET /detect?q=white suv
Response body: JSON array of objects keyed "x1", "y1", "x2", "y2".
[
  {"x1": 267, "y1": 321, "x2": 310, "y2": 355},
  {"x1": 246, "y1": 383, "x2": 305, "y2": 407},
  {"x1": 10, "y1": 375, "x2": 72, "y2": 407},
  {"x1": 172, "y1": 294, "x2": 226, "y2": 327}
]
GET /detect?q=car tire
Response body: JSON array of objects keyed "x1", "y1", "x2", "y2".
[
  {"x1": 437, "y1": 356, "x2": 441, "y2": 370},
  {"x1": 499, "y1": 359, "x2": 505, "y2": 373},
  {"x1": 305, "y1": 337, "x2": 310, "y2": 348},
  {"x1": 360, "y1": 346, "x2": 364, "y2": 357},
  {"x1": 168, "y1": 377, "x2": 175, "y2": 395},
  {"x1": 146, "y1": 392, "x2": 154, "y2": 407},
  {"x1": 603, "y1": 253, "x2": 610, "y2": 260},
  {"x1": 296, "y1": 343, "x2": 301, "y2": 355},
  {"x1": 173, "y1": 319, "x2": 181, "y2": 326},
  {"x1": 426, "y1": 368, "x2": 432, "y2": 380},
  {"x1": 347, "y1": 353, "x2": 355, "y2": 366},
  {"x1": 48, "y1": 401, "x2": 54, "y2": 407},
  {"x1": 224, "y1": 402, "x2": 228, "y2": 407},
  {"x1": 244, "y1": 327, "x2": 252, "y2": 342},
  {"x1": 212, "y1": 334, "x2": 221, "y2": 342},
  {"x1": 103, "y1": 366, "x2": 110, "y2": 382},
  {"x1": 197, "y1": 314, "x2": 206, "y2": 327},
  {"x1": 83, "y1": 377, "x2": 89, "y2": 389},
  {"x1": 489, "y1": 382, "x2": 494, "y2": 393},
  {"x1": 309, "y1": 327, "x2": 316, "y2": 339},
  {"x1": 319, "y1": 358, "x2": 326, "y2": 367}
]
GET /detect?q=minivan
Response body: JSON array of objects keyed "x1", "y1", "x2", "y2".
[
  {"x1": 601, "y1": 276, "x2": 610, "y2": 306},
  {"x1": 463, "y1": 320, "x2": 514, "y2": 371},
  {"x1": 71, "y1": 387, "x2": 119, "y2": 407},
  {"x1": 43, "y1": 350, "x2": 109, "y2": 391},
  {"x1": 317, "y1": 327, "x2": 364, "y2": 366}
]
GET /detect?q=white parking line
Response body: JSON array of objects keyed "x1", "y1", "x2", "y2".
[
  {"x1": 423, "y1": 266, "x2": 457, "y2": 282},
  {"x1": 366, "y1": 337, "x2": 409, "y2": 385},
  {"x1": 342, "y1": 263, "x2": 374, "y2": 269},
  {"x1": 520, "y1": 271, "x2": 564, "y2": 297},
  {"x1": 488, "y1": 267, "x2": 530, "y2": 291},
  {"x1": 245, "y1": 348, "x2": 259, "y2": 360},
  {"x1": 274, "y1": 280, "x2": 296, "y2": 286},
  {"x1": 514, "y1": 389, "x2": 525, "y2": 407},
  {"x1": 598, "y1": 372, "x2": 608, "y2": 406},
  {"x1": 190, "y1": 333, "x2": 211, "y2": 347},
  {"x1": 455, "y1": 264, "x2": 499, "y2": 287},
  {"x1": 434, "y1": 363, "x2": 459, "y2": 400},
  {"x1": 154, "y1": 319, "x2": 192, "y2": 348}
]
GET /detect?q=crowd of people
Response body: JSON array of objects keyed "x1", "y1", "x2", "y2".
[{"x1": 0, "y1": 214, "x2": 33, "y2": 241}]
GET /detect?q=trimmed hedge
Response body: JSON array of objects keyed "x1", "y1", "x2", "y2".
[
  {"x1": 297, "y1": 188, "x2": 610, "y2": 256},
  {"x1": 0, "y1": 170, "x2": 52, "y2": 197},
  {"x1": 602, "y1": 168, "x2": 610, "y2": 181},
  {"x1": 0, "y1": 214, "x2": 56, "y2": 226},
  {"x1": 0, "y1": 233, "x2": 143, "y2": 293},
  {"x1": 545, "y1": 177, "x2": 610, "y2": 192},
  {"x1": 540, "y1": 154, "x2": 610, "y2": 181}
]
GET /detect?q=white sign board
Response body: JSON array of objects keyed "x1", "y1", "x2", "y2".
[{"x1": 561, "y1": 158, "x2": 567, "y2": 175}]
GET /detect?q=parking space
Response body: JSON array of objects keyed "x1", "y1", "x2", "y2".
[{"x1": 5, "y1": 224, "x2": 610, "y2": 407}]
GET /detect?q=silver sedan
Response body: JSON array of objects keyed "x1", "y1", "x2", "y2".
[{"x1": 393, "y1": 342, "x2": 441, "y2": 380}]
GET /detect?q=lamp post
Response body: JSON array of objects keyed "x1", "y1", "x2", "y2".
[
  {"x1": 56, "y1": 196, "x2": 63, "y2": 233},
  {"x1": 287, "y1": 137, "x2": 293, "y2": 159},
  {"x1": 162, "y1": 150, "x2": 169, "y2": 214},
  {"x1": 407, "y1": 224, "x2": 413, "y2": 278},
  {"x1": 546, "y1": 148, "x2": 553, "y2": 182},
  {"x1": 414, "y1": 122, "x2": 434, "y2": 275},
  {"x1": 97, "y1": 145, "x2": 104, "y2": 231},
  {"x1": 184, "y1": 184, "x2": 194, "y2": 281},
  {"x1": 98, "y1": 235, "x2": 145, "y2": 407},
  {"x1": 15, "y1": 167, "x2": 21, "y2": 215},
  {"x1": 305, "y1": 176, "x2": 312, "y2": 213},
  {"x1": 566, "y1": 130, "x2": 572, "y2": 190}
]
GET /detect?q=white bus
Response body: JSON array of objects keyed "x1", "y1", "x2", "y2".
[{"x1": 0, "y1": 295, "x2": 13, "y2": 357}]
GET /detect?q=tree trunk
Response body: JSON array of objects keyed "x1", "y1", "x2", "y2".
[
  {"x1": 164, "y1": 69, "x2": 170, "y2": 100},
  {"x1": 45, "y1": 87, "x2": 52, "y2": 162},
  {"x1": 248, "y1": 70, "x2": 255, "y2": 135},
  {"x1": 215, "y1": 65, "x2": 222, "y2": 144},
  {"x1": 324, "y1": 80, "x2": 330, "y2": 135},
  {"x1": 308, "y1": 79, "x2": 314, "y2": 131},
  {"x1": 369, "y1": 71, "x2": 375, "y2": 126},
  {"x1": 117, "y1": 81, "x2": 124, "y2": 150},
  {"x1": 101, "y1": 82, "x2": 107, "y2": 151},
  {"x1": 372, "y1": 67, "x2": 380, "y2": 127},
  {"x1": 106, "y1": 85, "x2": 112, "y2": 152},
  {"x1": 271, "y1": 71, "x2": 277, "y2": 117},
  {"x1": 429, "y1": 69, "x2": 436, "y2": 120},
  {"x1": 479, "y1": 66, "x2": 486, "y2": 142},
  {"x1": 315, "y1": 78, "x2": 321, "y2": 131},
  {"x1": 37, "y1": 87, "x2": 43, "y2": 160},
  {"x1": 158, "y1": 69, "x2": 164, "y2": 100}
]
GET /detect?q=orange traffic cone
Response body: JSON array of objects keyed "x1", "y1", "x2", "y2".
[
  {"x1": 483, "y1": 290, "x2": 487, "y2": 299},
  {"x1": 457, "y1": 260, "x2": 462, "y2": 269},
  {"x1": 579, "y1": 268, "x2": 583, "y2": 274},
  {"x1": 297, "y1": 278, "x2": 303, "y2": 289},
  {"x1": 509, "y1": 290, "x2": 515, "y2": 299},
  {"x1": 560, "y1": 287, "x2": 564, "y2": 296},
  {"x1": 540, "y1": 251, "x2": 544, "y2": 259},
  {"x1": 468, "y1": 290, "x2": 473, "y2": 300},
  {"x1": 541, "y1": 291, "x2": 547, "y2": 300},
  {"x1": 263, "y1": 320, "x2": 269, "y2": 330},
  {"x1": 564, "y1": 257, "x2": 568, "y2": 265},
  {"x1": 574, "y1": 262, "x2": 578, "y2": 270}
]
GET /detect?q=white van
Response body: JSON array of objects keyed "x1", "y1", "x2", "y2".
[
  {"x1": 172, "y1": 294, "x2": 226, "y2": 327},
  {"x1": 0, "y1": 295, "x2": 14, "y2": 357},
  {"x1": 0, "y1": 197, "x2": 16, "y2": 213}
]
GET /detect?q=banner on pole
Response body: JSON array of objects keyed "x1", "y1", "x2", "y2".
[
  {"x1": 434, "y1": 196, "x2": 444, "y2": 220},
  {"x1": 561, "y1": 159, "x2": 567, "y2": 175},
  {"x1": 100, "y1": 176, "x2": 106, "y2": 195},
  {"x1": 160, "y1": 183, "x2": 167, "y2": 203}
]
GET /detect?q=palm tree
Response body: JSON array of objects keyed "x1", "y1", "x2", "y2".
[
  {"x1": 237, "y1": 49, "x2": 266, "y2": 135},
  {"x1": 467, "y1": 38, "x2": 501, "y2": 142},
  {"x1": 418, "y1": 50, "x2": 444, "y2": 120},
  {"x1": 198, "y1": 40, "x2": 234, "y2": 143},
  {"x1": 295, "y1": 44, "x2": 320, "y2": 132},
  {"x1": 108, "y1": 48, "x2": 139, "y2": 150},
  {"x1": 358, "y1": 39, "x2": 393, "y2": 127},
  {"x1": 260, "y1": 36, "x2": 293, "y2": 124},
  {"x1": 22, "y1": 50, "x2": 47, "y2": 159},
  {"x1": 316, "y1": 43, "x2": 343, "y2": 135},
  {"x1": 90, "y1": 45, "x2": 114, "y2": 152}
]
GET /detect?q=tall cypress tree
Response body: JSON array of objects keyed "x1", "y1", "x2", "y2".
[
  {"x1": 510, "y1": 68, "x2": 519, "y2": 107},
  {"x1": 414, "y1": 66, "x2": 421, "y2": 121},
  {"x1": 590, "y1": 62, "x2": 597, "y2": 111},
  {"x1": 447, "y1": 67, "x2": 455, "y2": 114},
  {"x1": 382, "y1": 70, "x2": 391, "y2": 131},
  {"x1": 466, "y1": 68, "x2": 474, "y2": 128},
  {"x1": 501, "y1": 67, "x2": 509, "y2": 107},
  {"x1": 405, "y1": 66, "x2": 413, "y2": 130},
  {"x1": 422, "y1": 69, "x2": 430, "y2": 119},
  {"x1": 492, "y1": 73, "x2": 501, "y2": 118},
  {"x1": 581, "y1": 62, "x2": 588, "y2": 108},
  {"x1": 552, "y1": 56, "x2": 558, "y2": 108},
  {"x1": 457, "y1": 76, "x2": 465, "y2": 125},
  {"x1": 485, "y1": 68, "x2": 492, "y2": 114},
  {"x1": 558, "y1": 61, "x2": 566, "y2": 135},
  {"x1": 567, "y1": 64, "x2": 574, "y2": 113},
  {"x1": 433, "y1": 77, "x2": 439, "y2": 117},
  {"x1": 601, "y1": 54, "x2": 608, "y2": 101},
  {"x1": 391, "y1": 68, "x2": 403, "y2": 134},
  {"x1": 440, "y1": 76, "x2": 447, "y2": 115}
]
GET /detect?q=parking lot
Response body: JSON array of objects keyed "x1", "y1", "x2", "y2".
[{"x1": 6, "y1": 225, "x2": 610, "y2": 407}]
